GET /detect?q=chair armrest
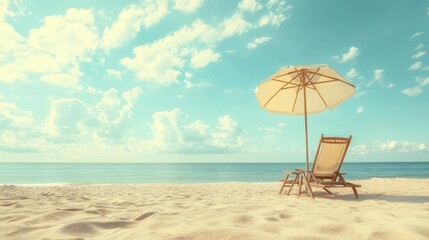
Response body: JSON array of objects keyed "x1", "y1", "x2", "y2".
[{"x1": 295, "y1": 168, "x2": 311, "y2": 174}]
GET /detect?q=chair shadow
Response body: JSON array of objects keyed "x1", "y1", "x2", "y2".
[{"x1": 309, "y1": 191, "x2": 429, "y2": 203}]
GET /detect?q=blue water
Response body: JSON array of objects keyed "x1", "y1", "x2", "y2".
[{"x1": 0, "y1": 162, "x2": 428, "y2": 185}]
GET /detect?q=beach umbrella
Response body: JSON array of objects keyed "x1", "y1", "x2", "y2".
[{"x1": 255, "y1": 65, "x2": 355, "y2": 172}]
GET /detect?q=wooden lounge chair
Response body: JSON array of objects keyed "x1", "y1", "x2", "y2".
[{"x1": 279, "y1": 134, "x2": 361, "y2": 199}]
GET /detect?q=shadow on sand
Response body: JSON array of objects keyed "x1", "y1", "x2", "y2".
[{"x1": 306, "y1": 191, "x2": 429, "y2": 203}]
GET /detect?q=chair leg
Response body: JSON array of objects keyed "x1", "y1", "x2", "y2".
[
  {"x1": 279, "y1": 174, "x2": 290, "y2": 194},
  {"x1": 302, "y1": 174, "x2": 314, "y2": 199},
  {"x1": 323, "y1": 187, "x2": 333, "y2": 194},
  {"x1": 298, "y1": 175, "x2": 302, "y2": 196},
  {"x1": 286, "y1": 175, "x2": 298, "y2": 196},
  {"x1": 352, "y1": 187, "x2": 359, "y2": 199}
]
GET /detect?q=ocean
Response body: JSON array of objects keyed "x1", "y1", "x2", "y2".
[{"x1": 0, "y1": 162, "x2": 428, "y2": 185}]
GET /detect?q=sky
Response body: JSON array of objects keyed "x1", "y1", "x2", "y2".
[{"x1": 0, "y1": 0, "x2": 428, "y2": 163}]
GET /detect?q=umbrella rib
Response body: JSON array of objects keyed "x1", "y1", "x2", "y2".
[
  {"x1": 262, "y1": 74, "x2": 301, "y2": 107},
  {"x1": 306, "y1": 72, "x2": 355, "y2": 88},
  {"x1": 291, "y1": 68, "x2": 305, "y2": 112},
  {"x1": 272, "y1": 78, "x2": 300, "y2": 86},
  {"x1": 311, "y1": 79, "x2": 354, "y2": 86},
  {"x1": 304, "y1": 69, "x2": 328, "y2": 108},
  {"x1": 274, "y1": 69, "x2": 303, "y2": 78},
  {"x1": 281, "y1": 85, "x2": 300, "y2": 90}
]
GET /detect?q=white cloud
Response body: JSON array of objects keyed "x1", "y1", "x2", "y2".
[
  {"x1": 43, "y1": 98, "x2": 90, "y2": 138},
  {"x1": 377, "y1": 140, "x2": 427, "y2": 153},
  {"x1": 258, "y1": 1, "x2": 292, "y2": 27},
  {"x1": 43, "y1": 87, "x2": 143, "y2": 143},
  {"x1": 95, "y1": 88, "x2": 122, "y2": 124},
  {"x1": 247, "y1": 36, "x2": 272, "y2": 49},
  {"x1": 373, "y1": 69, "x2": 384, "y2": 81},
  {"x1": 106, "y1": 69, "x2": 122, "y2": 79},
  {"x1": 121, "y1": 20, "x2": 217, "y2": 84},
  {"x1": 121, "y1": 2, "x2": 292, "y2": 85},
  {"x1": 332, "y1": 46, "x2": 361, "y2": 63},
  {"x1": 257, "y1": 123, "x2": 286, "y2": 133},
  {"x1": 221, "y1": 12, "x2": 253, "y2": 38},
  {"x1": 417, "y1": 76, "x2": 429, "y2": 87},
  {"x1": 0, "y1": 21, "x2": 24, "y2": 60},
  {"x1": 184, "y1": 71, "x2": 193, "y2": 79},
  {"x1": 151, "y1": 109, "x2": 184, "y2": 144},
  {"x1": 0, "y1": 0, "x2": 9, "y2": 19},
  {"x1": 0, "y1": 63, "x2": 26, "y2": 83},
  {"x1": 121, "y1": 19, "x2": 220, "y2": 84},
  {"x1": 87, "y1": 86, "x2": 102, "y2": 94},
  {"x1": 22, "y1": 53, "x2": 61, "y2": 74},
  {"x1": 98, "y1": 89, "x2": 121, "y2": 108},
  {"x1": 0, "y1": 101, "x2": 34, "y2": 127},
  {"x1": 366, "y1": 69, "x2": 385, "y2": 87},
  {"x1": 415, "y1": 44, "x2": 424, "y2": 50},
  {"x1": 94, "y1": 87, "x2": 143, "y2": 138},
  {"x1": 121, "y1": 44, "x2": 184, "y2": 84},
  {"x1": 357, "y1": 107, "x2": 364, "y2": 113},
  {"x1": 412, "y1": 51, "x2": 426, "y2": 59},
  {"x1": 102, "y1": 5, "x2": 144, "y2": 49},
  {"x1": 141, "y1": 0, "x2": 169, "y2": 27},
  {"x1": 0, "y1": 95, "x2": 39, "y2": 153},
  {"x1": 102, "y1": 1, "x2": 169, "y2": 50},
  {"x1": 41, "y1": 73, "x2": 82, "y2": 90},
  {"x1": 401, "y1": 86, "x2": 422, "y2": 96},
  {"x1": 149, "y1": 109, "x2": 245, "y2": 153},
  {"x1": 410, "y1": 32, "x2": 424, "y2": 38},
  {"x1": 0, "y1": 0, "x2": 26, "y2": 19},
  {"x1": 0, "y1": 8, "x2": 98, "y2": 88},
  {"x1": 223, "y1": 87, "x2": 248, "y2": 94},
  {"x1": 238, "y1": 0, "x2": 262, "y2": 13},
  {"x1": 387, "y1": 83, "x2": 395, "y2": 88},
  {"x1": 190, "y1": 49, "x2": 220, "y2": 68},
  {"x1": 29, "y1": 9, "x2": 98, "y2": 63},
  {"x1": 211, "y1": 115, "x2": 245, "y2": 149},
  {"x1": 408, "y1": 61, "x2": 422, "y2": 70},
  {"x1": 0, "y1": 131, "x2": 43, "y2": 153},
  {"x1": 257, "y1": 123, "x2": 287, "y2": 142},
  {"x1": 173, "y1": 0, "x2": 203, "y2": 13},
  {"x1": 119, "y1": 87, "x2": 143, "y2": 121},
  {"x1": 346, "y1": 68, "x2": 359, "y2": 79},
  {"x1": 350, "y1": 144, "x2": 369, "y2": 155},
  {"x1": 183, "y1": 79, "x2": 212, "y2": 89},
  {"x1": 401, "y1": 76, "x2": 429, "y2": 96}
]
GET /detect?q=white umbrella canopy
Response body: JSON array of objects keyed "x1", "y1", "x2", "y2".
[{"x1": 255, "y1": 65, "x2": 355, "y2": 172}]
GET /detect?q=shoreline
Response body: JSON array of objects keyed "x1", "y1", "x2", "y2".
[
  {"x1": 1, "y1": 178, "x2": 429, "y2": 239},
  {"x1": 2, "y1": 177, "x2": 429, "y2": 186}
]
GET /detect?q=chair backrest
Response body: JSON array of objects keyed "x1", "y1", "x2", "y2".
[{"x1": 311, "y1": 134, "x2": 352, "y2": 178}]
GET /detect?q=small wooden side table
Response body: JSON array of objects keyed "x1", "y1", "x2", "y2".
[{"x1": 279, "y1": 170, "x2": 314, "y2": 199}]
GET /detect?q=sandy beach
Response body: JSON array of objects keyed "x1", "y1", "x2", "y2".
[{"x1": 1, "y1": 178, "x2": 428, "y2": 240}]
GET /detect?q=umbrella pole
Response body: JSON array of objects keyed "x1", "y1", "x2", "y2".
[
  {"x1": 303, "y1": 72, "x2": 309, "y2": 173},
  {"x1": 304, "y1": 106, "x2": 309, "y2": 173}
]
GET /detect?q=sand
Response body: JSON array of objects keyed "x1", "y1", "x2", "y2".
[{"x1": 1, "y1": 178, "x2": 428, "y2": 240}]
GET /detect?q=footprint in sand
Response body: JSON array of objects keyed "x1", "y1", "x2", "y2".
[
  {"x1": 278, "y1": 213, "x2": 290, "y2": 219},
  {"x1": 134, "y1": 212, "x2": 156, "y2": 221},
  {"x1": 265, "y1": 217, "x2": 278, "y2": 222}
]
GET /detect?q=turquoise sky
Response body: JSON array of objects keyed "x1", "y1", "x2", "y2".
[{"x1": 0, "y1": 0, "x2": 428, "y2": 163}]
